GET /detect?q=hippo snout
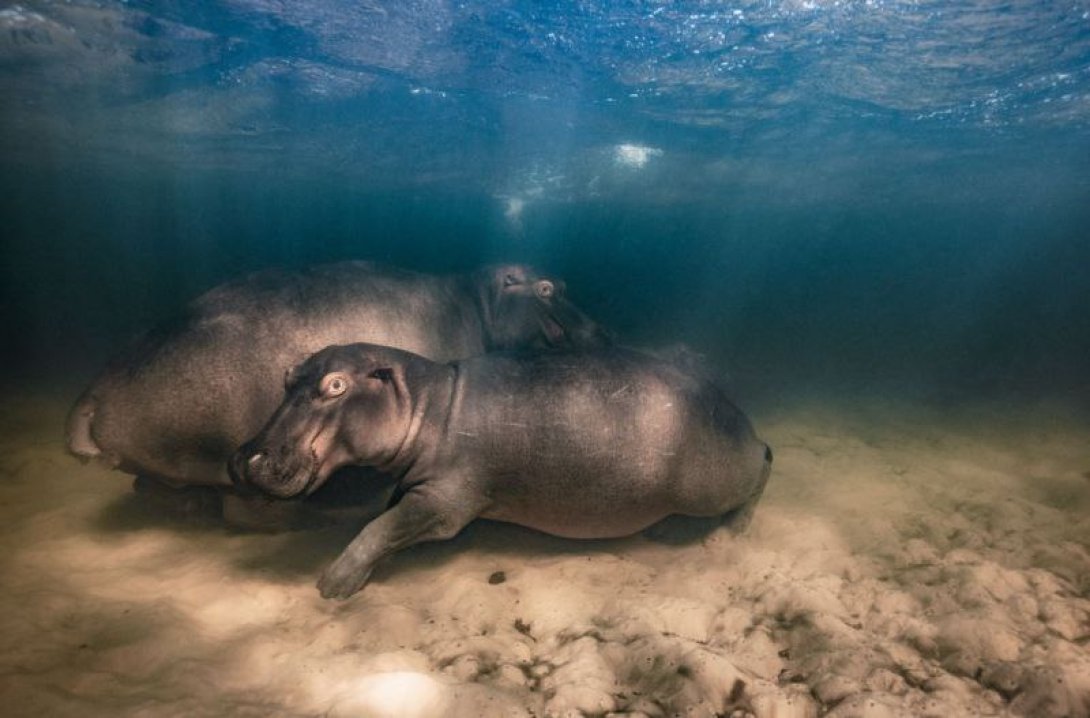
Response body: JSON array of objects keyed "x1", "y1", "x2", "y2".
[{"x1": 229, "y1": 442, "x2": 309, "y2": 498}]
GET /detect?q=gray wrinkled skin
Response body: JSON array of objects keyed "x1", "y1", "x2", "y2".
[
  {"x1": 232, "y1": 343, "x2": 773, "y2": 600},
  {"x1": 65, "y1": 262, "x2": 607, "y2": 489}
]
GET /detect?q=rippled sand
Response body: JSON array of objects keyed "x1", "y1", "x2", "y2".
[{"x1": 1, "y1": 394, "x2": 1088, "y2": 717}]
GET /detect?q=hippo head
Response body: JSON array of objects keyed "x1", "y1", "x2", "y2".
[
  {"x1": 230, "y1": 344, "x2": 417, "y2": 499},
  {"x1": 475, "y1": 264, "x2": 610, "y2": 351}
]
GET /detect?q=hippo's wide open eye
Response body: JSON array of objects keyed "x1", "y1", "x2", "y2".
[
  {"x1": 320, "y1": 373, "x2": 350, "y2": 398},
  {"x1": 534, "y1": 279, "x2": 554, "y2": 299}
]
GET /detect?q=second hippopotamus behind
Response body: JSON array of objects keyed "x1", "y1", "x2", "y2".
[{"x1": 231, "y1": 343, "x2": 773, "y2": 599}]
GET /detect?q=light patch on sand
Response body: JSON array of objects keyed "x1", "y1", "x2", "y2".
[
  {"x1": 0, "y1": 394, "x2": 1088, "y2": 716},
  {"x1": 331, "y1": 671, "x2": 449, "y2": 717}
]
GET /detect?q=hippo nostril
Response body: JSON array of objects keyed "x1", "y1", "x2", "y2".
[{"x1": 228, "y1": 449, "x2": 257, "y2": 490}]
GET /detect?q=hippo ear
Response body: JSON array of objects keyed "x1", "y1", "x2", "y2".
[
  {"x1": 284, "y1": 363, "x2": 301, "y2": 390},
  {"x1": 368, "y1": 367, "x2": 394, "y2": 383},
  {"x1": 494, "y1": 264, "x2": 530, "y2": 291}
]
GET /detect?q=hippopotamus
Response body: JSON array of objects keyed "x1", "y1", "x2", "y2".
[
  {"x1": 230, "y1": 342, "x2": 773, "y2": 599},
  {"x1": 65, "y1": 262, "x2": 608, "y2": 497}
]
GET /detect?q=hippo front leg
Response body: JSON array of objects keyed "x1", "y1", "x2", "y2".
[{"x1": 318, "y1": 484, "x2": 481, "y2": 599}]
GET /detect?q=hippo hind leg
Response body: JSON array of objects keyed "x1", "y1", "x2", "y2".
[
  {"x1": 723, "y1": 444, "x2": 773, "y2": 535},
  {"x1": 645, "y1": 444, "x2": 773, "y2": 542},
  {"x1": 721, "y1": 495, "x2": 760, "y2": 535}
]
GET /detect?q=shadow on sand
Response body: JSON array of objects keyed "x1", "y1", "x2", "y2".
[
  {"x1": 88, "y1": 474, "x2": 746, "y2": 591},
  {"x1": 231, "y1": 508, "x2": 739, "y2": 590}
]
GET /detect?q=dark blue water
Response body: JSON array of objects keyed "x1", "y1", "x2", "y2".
[{"x1": 2, "y1": 0, "x2": 1089, "y2": 404}]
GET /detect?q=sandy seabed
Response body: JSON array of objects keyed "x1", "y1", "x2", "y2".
[{"x1": 0, "y1": 393, "x2": 1088, "y2": 718}]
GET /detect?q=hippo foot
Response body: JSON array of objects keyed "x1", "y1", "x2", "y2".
[
  {"x1": 317, "y1": 560, "x2": 374, "y2": 600},
  {"x1": 314, "y1": 490, "x2": 478, "y2": 599}
]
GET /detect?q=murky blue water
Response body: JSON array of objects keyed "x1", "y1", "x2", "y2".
[{"x1": 2, "y1": 0, "x2": 1089, "y2": 402}]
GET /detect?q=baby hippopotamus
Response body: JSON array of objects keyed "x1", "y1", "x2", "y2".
[{"x1": 231, "y1": 343, "x2": 773, "y2": 599}]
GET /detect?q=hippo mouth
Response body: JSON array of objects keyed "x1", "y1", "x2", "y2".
[
  {"x1": 303, "y1": 423, "x2": 341, "y2": 496},
  {"x1": 275, "y1": 463, "x2": 318, "y2": 499},
  {"x1": 541, "y1": 313, "x2": 567, "y2": 346},
  {"x1": 256, "y1": 429, "x2": 327, "y2": 499},
  {"x1": 542, "y1": 300, "x2": 609, "y2": 349},
  {"x1": 231, "y1": 415, "x2": 341, "y2": 499}
]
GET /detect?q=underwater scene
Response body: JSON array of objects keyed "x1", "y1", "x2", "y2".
[{"x1": 2, "y1": 1, "x2": 1089, "y2": 716}]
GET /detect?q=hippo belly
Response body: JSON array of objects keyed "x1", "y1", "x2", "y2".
[{"x1": 480, "y1": 491, "x2": 677, "y2": 540}]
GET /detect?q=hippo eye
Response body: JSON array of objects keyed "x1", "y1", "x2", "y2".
[
  {"x1": 535, "y1": 280, "x2": 554, "y2": 299},
  {"x1": 321, "y1": 373, "x2": 350, "y2": 398}
]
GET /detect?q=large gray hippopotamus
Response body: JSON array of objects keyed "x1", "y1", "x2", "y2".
[
  {"x1": 65, "y1": 262, "x2": 608, "y2": 491},
  {"x1": 231, "y1": 342, "x2": 773, "y2": 599}
]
